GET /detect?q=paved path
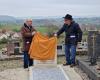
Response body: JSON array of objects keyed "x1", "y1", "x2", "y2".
[
  {"x1": 0, "y1": 65, "x2": 83, "y2": 80},
  {"x1": 29, "y1": 65, "x2": 83, "y2": 80},
  {"x1": 63, "y1": 65, "x2": 83, "y2": 80},
  {"x1": 0, "y1": 68, "x2": 28, "y2": 80},
  {"x1": 32, "y1": 67, "x2": 67, "y2": 80}
]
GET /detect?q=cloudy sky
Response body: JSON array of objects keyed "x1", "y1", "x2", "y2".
[{"x1": 0, "y1": 0, "x2": 100, "y2": 17}]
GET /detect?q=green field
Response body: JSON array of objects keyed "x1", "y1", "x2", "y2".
[
  {"x1": 0, "y1": 24, "x2": 48, "y2": 33},
  {"x1": 35, "y1": 26, "x2": 48, "y2": 33}
]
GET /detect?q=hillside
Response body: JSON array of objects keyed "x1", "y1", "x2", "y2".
[
  {"x1": 0, "y1": 15, "x2": 100, "y2": 27},
  {"x1": 0, "y1": 15, "x2": 17, "y2": 23}
]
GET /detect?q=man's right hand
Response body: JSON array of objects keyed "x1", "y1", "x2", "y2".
[
  {"x1": 54, "y1": 33, "x2": 57, "y2": 37},
  {"x1": 32, "y1": 31, "x2": 36, "y2": 36}
]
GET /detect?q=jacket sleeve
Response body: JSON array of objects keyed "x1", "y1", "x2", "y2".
[
  {"x1": 21, "y1": 27, "x2": 35, "y2": 38},
  {"x1": 57, "y1": 24, "x2": 65, "y2": 37},
  {"x1": 76, "y1": 24, "x2": 83, "y2": 42}
]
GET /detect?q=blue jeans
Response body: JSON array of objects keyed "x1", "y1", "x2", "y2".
[
  {"x1": 65, "y1": 44, "x2": 76, "y2": 64},
  {"x1": 23, "y1": 51, "x2": 33, "y2": 68}
]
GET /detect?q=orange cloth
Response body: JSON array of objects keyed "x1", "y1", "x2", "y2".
[{"x1": 29, "y1": 32, "x2": 57, "y2": 60}]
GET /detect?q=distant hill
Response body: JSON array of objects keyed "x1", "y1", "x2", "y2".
[
  {"x1": 0, "y1": 15, "x2": 17, "y2": 23},
  {"x1": 0, "y1": 15, "x2": 100, "y2": 27},
  {"x1": 75, "y1": 17, "x2": 100, "y2": 25}
]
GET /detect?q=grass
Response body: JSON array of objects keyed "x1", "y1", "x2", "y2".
[
  {"x1": 0, "y1": 24, "x2": 21, "y2": 32},
  {"x1": 35, "y1": 26, "x2": 48, "y2": 33},
  {"x1": 0, "y1": 24, "x2": 48, "y2": 33}
]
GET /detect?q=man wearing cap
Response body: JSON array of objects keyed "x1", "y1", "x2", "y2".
[
  {"x1": 54, "y1": 14, "x2": 82, "y2": 67},
  {"x1": 21, "y1": 19, "x2": 36, "y2": 69}
]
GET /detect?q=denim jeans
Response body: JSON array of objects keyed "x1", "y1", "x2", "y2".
[
  {"x1": 65, "y1": 44, "x2": 76, "y2": 64},
  {"x1": 23, "y1": 51, "x2": 33, "y2": 68}
]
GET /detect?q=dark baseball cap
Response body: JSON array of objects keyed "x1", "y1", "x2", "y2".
[{"x1": 63, "y1": 14, "x2": 73, "y2": 20}]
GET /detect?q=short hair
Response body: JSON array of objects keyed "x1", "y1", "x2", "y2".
[{"x1": 25, "y1": 19, "x2": 32, "y2": 23}]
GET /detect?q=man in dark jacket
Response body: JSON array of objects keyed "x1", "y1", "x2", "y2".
[
  {"x1": 54, "y1": 14, "x2": 83, "y2": 67},
  {"x1": 21, "y1": 19, "x2": 36, "y2": 69}
]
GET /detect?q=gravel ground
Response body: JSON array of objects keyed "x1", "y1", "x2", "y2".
[
  {"x1": 0, "y1": 59, "x2": 29, "y2": 80},
  {"x1": 0, "y1": 56, "x2": 92, "y2": 80},
  {"x1": 74, "y1": 66, "x2": 91, "y2": 80},
  {"x1": 0, "y1": 59, "x2": 23, "y2": 72},
  {"x1": 0, "y1": 68, "x2": 29, "y2": 80},
  {"x1": 58, "y1": 56, "x2": 92, "y2": 80}
]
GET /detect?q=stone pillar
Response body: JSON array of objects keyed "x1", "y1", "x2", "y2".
[
  {"x1": 87, "y1": 30, "x2": 98, "y2": 59},
  {"x1": 87, "y1": 30, "x2": 100, "y2": 65}
]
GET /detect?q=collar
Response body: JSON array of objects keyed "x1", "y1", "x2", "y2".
[{"x1": 24, "y1": 23, "x2": 32, "y2": 31}]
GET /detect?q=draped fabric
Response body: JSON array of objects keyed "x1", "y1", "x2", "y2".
[{"x1": 29, "y1": 32, "x2": 57, "y2": 60}]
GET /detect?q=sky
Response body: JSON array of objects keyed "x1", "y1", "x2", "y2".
[{"x1": 0, "y1": 0, "x2": 100, "y2": 17}]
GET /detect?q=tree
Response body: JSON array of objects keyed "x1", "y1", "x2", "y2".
[{"x1": 46, "y1": 24, "x2": 59, "y2": 37}]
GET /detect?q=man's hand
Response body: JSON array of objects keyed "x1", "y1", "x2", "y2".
[
  {"x1": 54, "y1": 33, "x2": 57, "y2": 37},
  {"x1": 32, "y1": 31, "x2": 36, "y2": 36}
]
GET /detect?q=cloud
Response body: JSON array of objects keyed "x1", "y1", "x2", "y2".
[
  {"x1": 0, "y1": 0, "x2": 100, "y2": 17},
  {"x1": 50, "y1": 0, "x2": 100, "y2": 5}
]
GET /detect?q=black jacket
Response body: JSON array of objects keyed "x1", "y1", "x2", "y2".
[{"x1": 57, "y1": 21, "x2": 83, "y2": 45}]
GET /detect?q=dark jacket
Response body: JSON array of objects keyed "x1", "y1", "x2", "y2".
[
  {"x1": 21, "y1": 23, "x2": 36, "y2": 51},
  {"x1": 57, "y1": 21, "x2": 82, "y2": 45}
]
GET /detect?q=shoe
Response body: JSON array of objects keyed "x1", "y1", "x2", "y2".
[
  {"x1": 24, "y1": 68, "x2": 29, "y2": 71},
  {"x1": 70, "y1": 64, "x2": 76, "y2": 67},
  {"x1": 63, "y1": 63, "x2": 71, "y2": 66}
]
